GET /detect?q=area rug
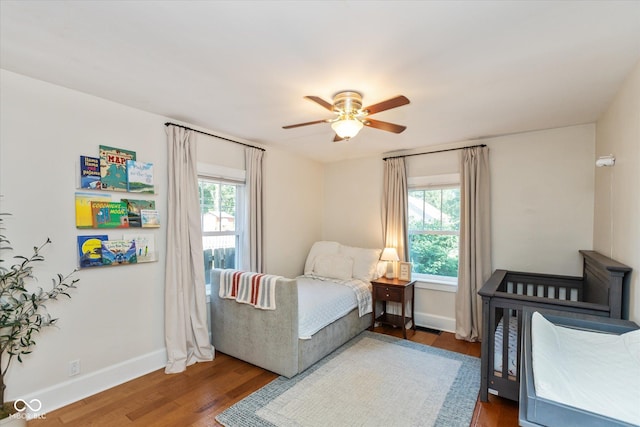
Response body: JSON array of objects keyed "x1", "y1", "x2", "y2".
[{"x1": 216, "y1": 331, "x2": 480, "y2": 427}]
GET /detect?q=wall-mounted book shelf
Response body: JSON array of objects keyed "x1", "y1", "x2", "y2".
[{"x1": 76, "y1": 145, "x2": 159, "y2": 268}]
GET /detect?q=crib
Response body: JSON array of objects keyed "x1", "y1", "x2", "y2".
[{"x1": 478, "y1": 250, "x2": 631, "y2": 402}]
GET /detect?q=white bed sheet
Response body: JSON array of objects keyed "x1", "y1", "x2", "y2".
[
  {"x1": 494, "y1": 315, "x2": 518, "y2": 377},
  {"x1": 297, "y1": 276, "x2": 362, "y2": 340},
  {"x1": 532, "y1": 312, "x2": 640, "y2": 425}
]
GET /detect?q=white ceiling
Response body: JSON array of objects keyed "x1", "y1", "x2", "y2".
[{"x1": 1, "y1": 1, "x2": 639, "y2": 163}]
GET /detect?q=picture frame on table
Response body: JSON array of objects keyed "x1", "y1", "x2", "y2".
[{"x1": 398, "y1": 262, "x2": 412, "y2": 281}]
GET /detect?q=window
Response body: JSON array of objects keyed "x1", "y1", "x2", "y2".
[
  {"x1": 408, "y1": 184, "x2": 460, "y2": 282},
  {"x1": 198, "y1": 177, "x2": 243, "y2": 288}
]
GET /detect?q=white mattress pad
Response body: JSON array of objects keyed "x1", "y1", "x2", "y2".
[
  {"x1": 531, "y1": 312, "x2": 640, "y2": 425},
  {"x1": 297, "y1": 276, "x2": 358, "y2": 339}
]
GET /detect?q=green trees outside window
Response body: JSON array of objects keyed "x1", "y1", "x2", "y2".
[{"x1": 408, "y1": 187, "x2": 460, "y2": 278}]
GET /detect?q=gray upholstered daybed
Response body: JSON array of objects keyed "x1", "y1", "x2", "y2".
[
  {"x1": 520, "y1": 308, "x2": 639, "y2": 427},
  {"x1": 209, "y1": 241, "x2": 381, "y2": 378}
]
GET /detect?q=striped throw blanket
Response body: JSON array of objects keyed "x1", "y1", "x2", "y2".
[{"x1": 219, "y1": 270, "x2": 282, "y2": 310}]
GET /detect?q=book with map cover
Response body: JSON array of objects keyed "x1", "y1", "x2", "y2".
[{"x1": 99, "y1": 145, "x2": 136, "y2": 192}]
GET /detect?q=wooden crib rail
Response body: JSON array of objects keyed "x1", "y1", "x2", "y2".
[{"x1": 580, "y1": 250, "x2": 631, "y2": 319}]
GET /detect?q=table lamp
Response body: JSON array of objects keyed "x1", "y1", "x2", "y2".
[{"x1": 380, "y1": 247, "x2": 399, "y2": 279}]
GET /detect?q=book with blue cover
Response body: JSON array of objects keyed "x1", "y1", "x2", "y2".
[
  {"x1": 101, "y1": 239, "x2": 137, "y2": 265},
  {"x1": 77, "y1": 234, "x2": 108, "y2": 268},
  {"x1": 80, "y1": 155, "x2": 101, "y2": 189}
]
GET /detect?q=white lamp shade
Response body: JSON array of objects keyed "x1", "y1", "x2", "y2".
[
  {"x1": 380, "y1": 247, "x2": 399, "y2": 262},
  {"x1": 331, "y1": 118, "x2": 364, "y2": 139}
]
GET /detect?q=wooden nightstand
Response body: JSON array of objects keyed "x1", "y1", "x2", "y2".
[{"x1": 370, "y1": 277, "x2": 416, "y2": 339}]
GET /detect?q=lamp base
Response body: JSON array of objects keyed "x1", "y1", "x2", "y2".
[{"x1": 385, "y1": 261, "x2": 395, "y2": 279}]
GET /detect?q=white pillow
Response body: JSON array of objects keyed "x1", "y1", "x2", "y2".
[
  {"x1": 304, "y1": 241, "x2": 341, "y2": 275},
  {"x1": 313, "y1": 254, "x2": 354, "y2": 280},
  {"x1": 340, "y1": 245, "x2": 382, "y2": 281},
  {"x1": 376, "y1": 261, "x2": 387, "y2": 279}
]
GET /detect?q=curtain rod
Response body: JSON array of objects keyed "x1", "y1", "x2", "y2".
[
  {"x1": 164, "y1": 122, "x2": 265, "y2": 152},
  {"x1": 382, "y1": 144, "x2": 486, "y2": 161}
]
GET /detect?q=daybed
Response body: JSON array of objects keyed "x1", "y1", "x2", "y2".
[
  {"x1": 478, "y1": 250, "x2": 631, "y2": 402},
  {"x1": 520, "y1": 309, "x2": 639, "y2": 427},
  {"x1": 209, "y1": 241, "x2": 382, "y2": 378}
]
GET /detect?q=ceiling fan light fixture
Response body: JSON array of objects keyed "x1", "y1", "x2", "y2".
[{"x1": 331, "y1": 117, "x2": 363, "y2": 140}]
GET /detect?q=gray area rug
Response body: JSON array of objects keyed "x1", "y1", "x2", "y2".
[{"x1": 216, "y1": 331, "x2": 480, "y2": 427}]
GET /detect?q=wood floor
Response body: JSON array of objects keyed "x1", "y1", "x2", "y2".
[{"x1": 29, "y1": 326, "x2": 518, "y2": 426}]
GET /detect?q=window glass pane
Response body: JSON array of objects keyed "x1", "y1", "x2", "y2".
[
  {"x1": 441, "y1": 188, "x2": 460, "y2": 231},
  {"x1": 200, "y1": 180, "x2": 220, "y2": 232},
  {"x1": 408, "y1": 183, "x2": 460, "y2": 279},
  {"x1": 408, "y1": 189, "x2": 426, "y2": 230},
  {"x1": 199, "y1": 177, "x2": 242, "y2": 286},
  {"x1": 409, "y1": 188, "x2": 443, "y2": 231},
  {"x1": 220, "y1": 184, "x2": 236, "y2": 232},
  {"x1": 409, "y1": 234, "x2": 459, "y2": 277}
]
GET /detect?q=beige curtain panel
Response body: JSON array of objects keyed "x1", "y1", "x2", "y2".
[
  {"x1": 382, "y1": 157, "x2": 409, "y2": 261},
  {"x1": 242, "y1": 147, "x2": 264, "y2": 273},
  {"x1": 455, "y1": 146, "x2": 492, "y2": 342},
  {"x1": 164, "y1": 125, "x2": 214, "y2": 373}
]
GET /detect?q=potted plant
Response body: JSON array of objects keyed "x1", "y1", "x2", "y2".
[{"x1": 0, "y1": 214, "x2": 78, "y2": 424}]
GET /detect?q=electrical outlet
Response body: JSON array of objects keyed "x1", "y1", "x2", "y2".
[{"x1": 69, "y1": 359, "x2": 81, "y2": 377}]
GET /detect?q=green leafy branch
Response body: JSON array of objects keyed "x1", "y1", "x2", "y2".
[{"x1": 0, "y1": 213, "x2": 79, "y2": 415}]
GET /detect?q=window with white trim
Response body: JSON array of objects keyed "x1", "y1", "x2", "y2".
[
  {"x1": 198, "y1": 177, "x2": 244, "y2": 288},
  {"x1": 408, "y1": 177, "x2": 460, "y2": 283}
]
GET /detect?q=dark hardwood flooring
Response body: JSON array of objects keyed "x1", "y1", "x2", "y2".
[{"x1": 29, "y1": 326, "x2": 518, "y2": 426}]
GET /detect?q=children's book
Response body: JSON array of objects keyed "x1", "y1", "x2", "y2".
[
  {"x1": 121, "y1": 199, "x2": 156, "y2": 228},
  {"x1": 80, "y1": 156, "x2": 101, "y2": 189},
  {"x1": 141, "y1": 209, "x2": 160, "y2": 228},
  {"x1": 99, "y1": 145, "x2": 136, "y2": 192},
  {"x1": 75, "y1": 192, "x2": 112, "y2": 228},
  {"x1": 77, "y1": 235, "x2": 108, "y2": 268},
  {"x1": 91, "y1": 201, "x2": 129, "y2": 228},
  {"x1": 126, "y1": 160, "x2": 154, "y2": 193},
  {"x1": 129, "y1": 233, "x2": 156, "y2": 263},
  {"x1": 101, "y1": 239, "x2": 137, "y2": 265}
]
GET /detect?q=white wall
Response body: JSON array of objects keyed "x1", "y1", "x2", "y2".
[
  {"x1": 0, "y1": 69, "x2": 323, "y2": 414},
  {"x1": 488, "y1": 124, "x2": 595, "y2": 275},
  {"x1": 322, "y1": 124, "x2": 596, "y2": 331},
  {"x1": 263, "y1": 146, "x2": 324, "y2": 278},
  {"x1": 0, "y1": 70, "x2": 168, "y2": 412},
  {"x1": 323, "y1": 157, "x2": 384, "y2": 249},
  {"x1": 594, "y1": 60, "x2": 640, "y2": 323}
]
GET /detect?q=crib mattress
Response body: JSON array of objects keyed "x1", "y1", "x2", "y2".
[{"x1": 494, "y1": 315, "x2": 518, "y2": 377}]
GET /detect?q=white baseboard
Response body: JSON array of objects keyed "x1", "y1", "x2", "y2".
[
  {"x1": 414, "y1": 311, "x2": 456, "y2": 333},
  {"x1": 22, "y1": 349, "x2": 167, "y2": 419}
]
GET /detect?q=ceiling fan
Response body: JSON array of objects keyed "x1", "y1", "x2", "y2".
[{"x1": 283, "y1": 91, "x2": 410, "y2": 142}]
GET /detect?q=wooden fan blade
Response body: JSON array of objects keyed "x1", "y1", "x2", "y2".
[
  {"x1": 282, "y1": 119, "x2": 329, "y2": 129},
  {"x1": 364, "y1": 118, "x2": 407, "y2": 133},
  {"x1": 304, "y1": 96, "x2": 334, "y2": 111},
  {"x1": 363, "y1": 95, "x2": 410, "y2": 115}
]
